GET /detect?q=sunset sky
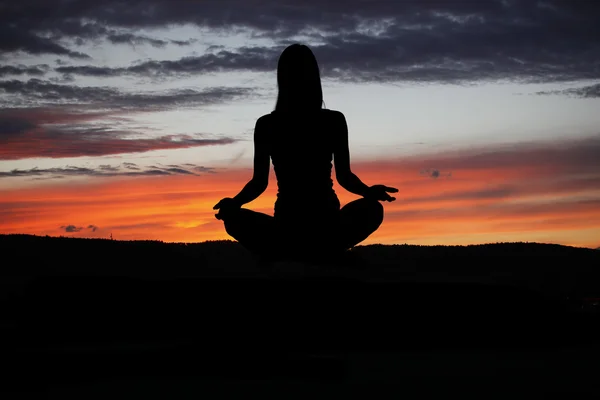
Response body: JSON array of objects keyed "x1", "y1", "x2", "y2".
[{"x1": 1, "y1": 0, "x2": 599, "y2": 248}]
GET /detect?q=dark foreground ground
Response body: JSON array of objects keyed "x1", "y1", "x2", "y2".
[{"x1": 1, "y1": 234, "x2": 599, "y2": 397}]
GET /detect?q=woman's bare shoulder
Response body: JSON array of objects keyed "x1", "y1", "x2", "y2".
[
  {"x1": 261, "y1": 109, "x2": 345, "y2": 123},
  {"x1": 321, "y1": 109, "x2": 346, "y2": 125},
  {"x1": 322, "y1": 108, "x2": 344, "y2": 117},
  {"x1": 258, "y1": 113, "x2": 274, "y2": 123},
  {"x1": 255, "y1": 113, "x2": 277, "y2": 135}
]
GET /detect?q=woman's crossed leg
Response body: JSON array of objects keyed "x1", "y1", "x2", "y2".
[{"x1": 221, "y1": 198, "x2": 384, "y2": 261}]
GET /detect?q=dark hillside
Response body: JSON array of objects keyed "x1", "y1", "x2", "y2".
[
  {"x1": 1, "y1": 234, "x2": 599, "y2": 393},
  {"x1": 1, "y1": 234, "x2": 598, "y2": 295}
]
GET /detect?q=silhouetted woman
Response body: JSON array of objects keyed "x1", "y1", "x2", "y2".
[{"x1": 213, "y1": 44, "x2": 398, "y2": 262}]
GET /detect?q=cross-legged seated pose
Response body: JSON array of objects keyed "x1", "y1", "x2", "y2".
[{"x1": 213, "y1": 44, "x2": 398, "y2": 262}]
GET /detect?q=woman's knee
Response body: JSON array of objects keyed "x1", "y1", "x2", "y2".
[
  {"x1": 221, "y1": 208, "x2": 244, "y2": 236},
  {"x1": 223, "y1": 218, "x2": 237, "y2": 236},
  {"x1": 223, "y1": 208, "x2": 275, "y2": 239},
  {"x1": 359, "y1": 198, "x2": 384, "y2": 224}
]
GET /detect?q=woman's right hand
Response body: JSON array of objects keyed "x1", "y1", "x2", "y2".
[
  {"x1": 364, "y1": 185, "x2": 398, "y2": 202},
  {"x1": 213, "y1": 197, "x2": 242, "y2": 220}
]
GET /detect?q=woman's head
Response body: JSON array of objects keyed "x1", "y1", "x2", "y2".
[{"x1": 275, "y1": 44, "x2": 323, "y2": 112}]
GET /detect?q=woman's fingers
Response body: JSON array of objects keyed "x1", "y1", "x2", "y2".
[
  {"x1": 374, "y1": 184, "x2": 398, "y2": 193},
  {"x1": 213, "y1": 198, "x2": 229, "y2": 209}
]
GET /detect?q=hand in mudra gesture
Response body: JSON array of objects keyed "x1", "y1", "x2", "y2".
[
  {"x1": 213, "y1": 197, "x2": 242, "y2": 220},
  {"x1": 364, "y1": 184, "x2": 398, "y2": 202}
]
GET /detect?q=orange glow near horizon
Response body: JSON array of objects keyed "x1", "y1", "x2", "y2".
[
  {"x1": 0, "y1": 164, "x2": 600, "y2": 247},
  {"x1": 2, "y1": 142, "x2": 600, "y2": 248}
]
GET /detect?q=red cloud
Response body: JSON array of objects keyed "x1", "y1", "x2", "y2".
[{"x1": 0, "y1": 108, "x2": 236, "y2": 160}]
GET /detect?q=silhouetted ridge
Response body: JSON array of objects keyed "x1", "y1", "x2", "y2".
[{"x1": 1, "y1": 234, "x2": 598, "y2": 297}]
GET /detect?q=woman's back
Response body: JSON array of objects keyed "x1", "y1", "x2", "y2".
[{"x1": 260, "y1": 109, "x2": 343, "y2": 223}]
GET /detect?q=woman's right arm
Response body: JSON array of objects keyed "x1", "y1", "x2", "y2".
[
  {"x1": 213, "y1": 117, "x2": 270, "y2": 218},
  {"x1": 332, "y1": 112, "x2": 370, "y2": 197}
]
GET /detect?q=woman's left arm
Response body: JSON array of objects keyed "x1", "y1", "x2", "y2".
[{"x1": 230, "y1": 117, "x2": 270, "y2": 206}]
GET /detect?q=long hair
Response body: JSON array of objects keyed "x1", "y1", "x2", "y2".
[{"x1": 275, "y1": 44, "x2": 324, "y2": 112}]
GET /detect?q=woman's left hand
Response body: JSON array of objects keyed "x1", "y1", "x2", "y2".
[{"x1": 364, "y1": 185, "x2": 398, "y2": 202}]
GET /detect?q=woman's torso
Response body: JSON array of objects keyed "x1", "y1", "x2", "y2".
[{"x1": 261, "y1": 109, "x2": 342, "y2": 224}]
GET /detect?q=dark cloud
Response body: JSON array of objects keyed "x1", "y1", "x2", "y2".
[
  {"x1": 163, "y1": 167, "x2": 194, "y2": 175},
  {"x1": 0, "y1": 118, "x2": 36, "y2": 136},
  {"x1": 98, "y1": 164, "x2": 120, "y2": 172},
  {"x1": 55, "y1": 50, "x2": 278, "y2": 78},
  {"x1": 31, "y1": 175, "x2": 65, "y2": 181},
  {"x1": 0, "y1": 107, "x2": 114, "y2": 127},
  {"x1": 106, "y1": 33, "x2": 197, "y2": 48},
  {"x1": 0, "y1": 78, "x2": 116, "y2": 106},
  {"x1": 0, "y1": 1, "x2": 589, "y2": 84},
  {"x1": 123, "y1": 162, "x2": 140, "y2": 170},
  {"x1": 0, "y1": 64, "x2": 49, "y2": 77},
  {"x1": 0, "y1": 26, "x2": 91, "y2": 59},
  {"x1": 54, "y1": 27, "x2": 600, "y2": 84},
  {"x1": 0, "y1": 8, "x2": 198, "y2": 58},
  {"x1": 536, "y1": 83, "x2": 600, "y2": 98},
  {"x1": 61, "y1": 224, "x2": 83, "y2": 233},
  {"x1": 107, "y1": 33, "x2": 170, "y2": 48},
  {"x1": 170, "y1": 39, "x2": 198, "y2": 46},
  {"x1": 421, "y1": 168, "x2": 451, "y2": 179},
  {"x1": 0, "y1": 163, "x2": 216, "y2": 179},
  {"x1": 54, "y1": 66, "x2": 122, "y2": 77},
  {"x1": 0, "y1": 79, "x2": 255, "y2": 110},
  {"x1": 0, "y1": 2, "x2": 597, "y2": 83},
  {"x1": 193, "y1": 165, "x2": 217, "y2": 174},
  {"x1": 60, "y1": 224, "x2": 99, "y2": 233}
]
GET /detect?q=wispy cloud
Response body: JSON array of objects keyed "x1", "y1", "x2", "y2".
[
  {"x1": 0, "y1": 129, "x2": 236, "y2": 160},
  {"x1": 0, "y1": 163, "x2": 216, "y2": 179},
  {"x1": 0, "y1": 79, "x2": 256, "y2": 110},
  {"x1": 0, "y1": 64, "x2": 49, "y2": 77},
  {"x1": 0, "y1": 108, "x2": 237, "y2": 160},
  {"x1": 535, "y1": 83, "x2": 600, "y2": 98},
  {"x1": 55, "y1": 50, "x2": 277, "y2": 79},
  {"x1": 106, "y1": 32, "x2": 197, "y2": 48}
]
